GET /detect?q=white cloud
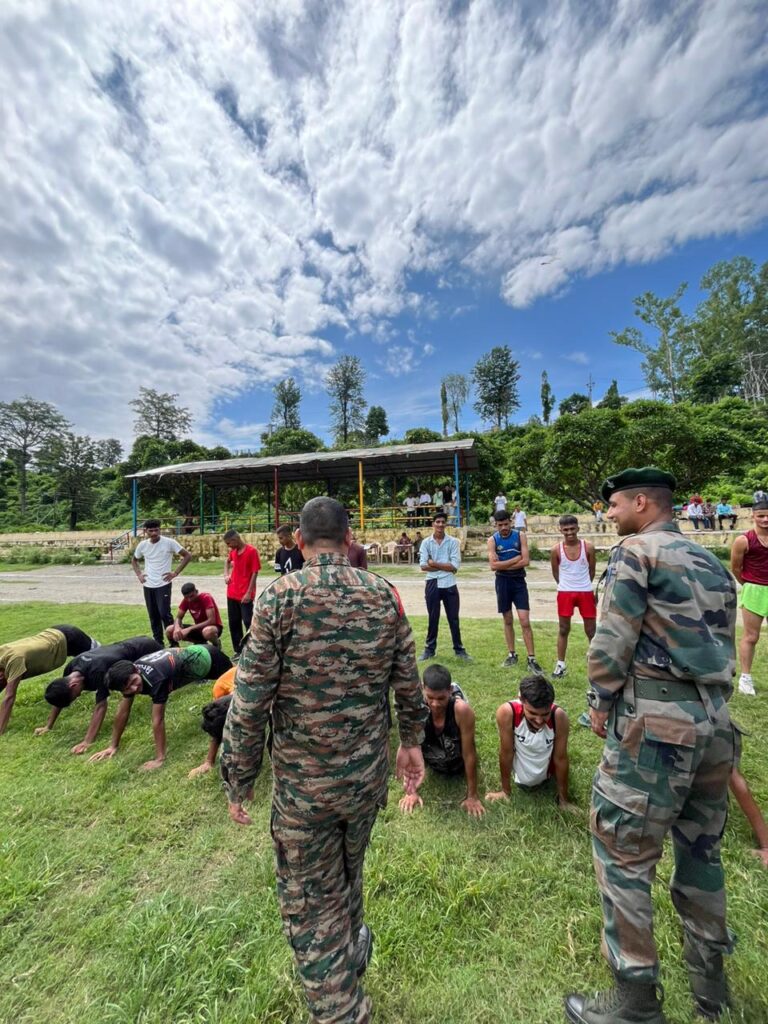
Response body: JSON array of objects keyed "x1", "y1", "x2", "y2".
[
  {"x1": 565, "y1": 351, "x2": 590, "y2": 365},
  {"x1": 1, "y1": 0, "x2": 766, "y2": 442}
]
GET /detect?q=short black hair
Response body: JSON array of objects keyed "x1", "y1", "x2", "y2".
[
  {"x1": 276, "y1": 524, "x2": 293, "y2": 536},
  {"x1": 222, "y1": 528, "x2": 240, "y2": 542},
  {"x1": 143, "y1": 518, "x2": 161, "y2": 529},
  {"x1": 559, "y1": 514, "x2": 578, "y2": 527},
  {"x1": 494, "y1": 509, "x2": 511, "y2": 522},
  {"x1": 45, "y1": 678, "x2": 74, "y2": 708},
  {"x1": 181, "y1": 581, "x2": 197, "y2": 596},
  {"x1": 422, "y1": 663, "x2": 452, "y2": 690},
  {"x1": 299, "y1": 497, "x2": 348, "y2": 545},
  {"x1": 432, "y1": 511, "x2": 448, "y2": 524},
  {"x1": 519, "y1": 675, "x2": 555, "y2": 709},
  {"x1": 201, "y1": 695, "x2": 232, "y2": 742},
  {"x1": 107, "y1": 660, "x2": 138, "y2": 692},
  {"x1": 621, "y1": 486, "x2": 673, "y2": 512}
]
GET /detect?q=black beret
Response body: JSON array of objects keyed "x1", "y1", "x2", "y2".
[{"x1": 601, "y1": 467, "x2": 677, "y2": 503}]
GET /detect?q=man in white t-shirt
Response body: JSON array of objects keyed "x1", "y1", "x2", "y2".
[
  {"x1": 513, "y1": 505, "x2": 527, "y2": 530},
  {"x1": 132, "y1": 519, "x2": 192, "y2": 645},
  {"x1": 494, "y1": 492, "x2": 507, "y2": 513}
]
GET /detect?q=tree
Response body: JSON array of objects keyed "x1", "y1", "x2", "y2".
[
  {"x1": 129, "y1": 387, "x2": 193, "y2": 440},
  {"x1": 364, "y1": 406, "x2": 389, "y2": 444},
  {"x1": 403, "y1": 427, "x2": 443, "y2": 445},
  {"x1": 442, "y1": 374, "x2": 470, "y2": 433},
  {"x1": 260, "y1": 427, "x2": 324, "y2": 457},
  {"x1": 596, "y1": 380, "x2": 626, "y2": 409},
  {"x1": 683, "y1": 353, "x2": 742, "y2": 405},
  {"x1": 440, "y1": 380, "x2": 449, "y2": 437},
  {"x1": 540, "y1": 371, "x2": 555, "y2": 424},
  {"x1": 0, "y1": 396, "x2": 70, "y2": 515},
  {"x1": 559, "y1": 392, "x2": 591, "y2": 416},
  {"x1": 472, "y1": 347, "x2": 520, "y2": 429},
  {"x1": 95, "y1": 438, "x2": 123, "y2": 466},
  {"x1": 270, "y1": 378, "x2": 302, "y2": 430},
  {"x1": 326, "y1": 355, "x2": 366, "y2": 444},
  {"x1": 692, "y1": 257, "x2": 767, "y2": 359},
  {"x1": 610, "y1": 285, "x2": 693, "y2": 403},
  {"x1": 38, "y1": 432, "x2": 100, "y2": 530}
]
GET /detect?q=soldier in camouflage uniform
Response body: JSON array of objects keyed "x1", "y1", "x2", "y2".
[
  {"x1": 565, "y1": 468, "x2": 738, "y2": 1024},
  {"x1": 220, "y1": 497, "x2": 427, "y2": 1024}
]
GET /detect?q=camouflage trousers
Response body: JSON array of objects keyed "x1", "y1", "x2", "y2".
[
  {"x1": 271, "y1": 804, "x2": 379, "y2": 1024},
  {"x1": 590, "y1": 680, "x2": 736, "y2": 984}
]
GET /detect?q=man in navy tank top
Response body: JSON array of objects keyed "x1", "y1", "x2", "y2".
[
  {"x1": 487, "y1": 510, "x2": 543, "y2": 671},
  {"x1": 730, "y1": 491, "x2": 768, "y2": 695}
]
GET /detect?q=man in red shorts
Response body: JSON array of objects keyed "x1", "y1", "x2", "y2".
[
  {"x1": 166, "y1": 582, "x2": 223, "y2": 647},
  {"x1": 550, "y1": 514, "x2": 596, "y2": 678}
]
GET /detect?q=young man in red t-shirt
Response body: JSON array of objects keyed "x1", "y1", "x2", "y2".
[
  {"x1": 167, "y1": 582, "x2": 223, "y2": 647},
  {"x1": 223, "y1": 529, "x2": 261, "y2": 654}
]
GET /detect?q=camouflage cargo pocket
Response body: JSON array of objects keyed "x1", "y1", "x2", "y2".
[
  {"x1": 636, "y1": 714, "x2": 696, "y2": 776},
  {"x1": 591, "y1": 773, "x2": 649, "y2": 855}
]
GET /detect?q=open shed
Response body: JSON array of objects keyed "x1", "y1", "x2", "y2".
[{"x1": 125, "y1": 439, "x2": 479, "y2": 534}]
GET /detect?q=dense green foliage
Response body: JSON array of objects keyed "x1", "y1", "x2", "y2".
[{"x1": 1, "y1": 602, "x2": 766, "y2": 1024}]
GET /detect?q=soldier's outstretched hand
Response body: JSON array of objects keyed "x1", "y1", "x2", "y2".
[
  {"x1": 395, "y1": 745, "x2": 425, "y2": 795},
  {"x1": 228, "y1": 801, "x2": 252, "y2": 826}
]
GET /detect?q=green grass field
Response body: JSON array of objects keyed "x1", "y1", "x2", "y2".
[{"x1": 1, "y1": 602, "x2": 767, "y2": 1024}]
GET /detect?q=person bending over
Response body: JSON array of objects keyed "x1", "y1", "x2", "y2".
[
  {"x1": 486, "y1": 675, "x2": 576, "y2": 813},
  {"x1": 89, "y1": 644, "x2": 232, "y2": 770},
  {"x1": 399, "y1": 663, "x2": 484, "y2": 818},
  {"x1": 40, "y1": 636, "x2": 161, "y2": 753},
  {"x1": 0, "y1": 624, "x2": 99, "y2": 735}
]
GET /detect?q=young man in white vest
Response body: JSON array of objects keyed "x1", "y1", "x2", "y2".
[{"x1": 549, "y1": 514, "x2": 597, "y2": 679}]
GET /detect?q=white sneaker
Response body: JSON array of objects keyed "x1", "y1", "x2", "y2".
[
  {"x1": 739, "y1": 673, "x2": 756, "y2": 696},
  {"x1": 552, "y1": 662, "x2": 567, "y2": 679}
]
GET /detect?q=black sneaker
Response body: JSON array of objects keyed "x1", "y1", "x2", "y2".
[
  {"x1": 354, "y1": 924, "x2": 373, "y2": 978},
  {"x1": 418, "y1": 650, "x2": 435, "y2": 662},
  {"x1": 527, "y1": 655, "x2": 544, "y2": 674},
  {"x1": 454, "y1": 649, "x2": 472, "y2": 661},
  {"x1": 502, "y1": 652, "x2": 518, "y2": 668}
]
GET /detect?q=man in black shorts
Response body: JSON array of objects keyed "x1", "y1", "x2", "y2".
[
  {"x1": 0, "y1": 624, "x2": 99, "y2": 735},
  {"x1": 88, "y1": 644, "x2": 232, "y2": 770},
  {"x1": 399, "y1": 664, "x2": 485, "y2": 817},
  {"x1": 487, "y1": 510, "x2": 542, "y2": 671},
  {"x1": 166, "y1": 582, "x2": 223, "y2": 646},
  {"x1": 39, "y1": 636, "x2": 162, "y2": 753}
]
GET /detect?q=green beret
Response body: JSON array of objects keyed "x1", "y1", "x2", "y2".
[{"x1": 600, "y1": 467, "x2": 677, "y2": 503}]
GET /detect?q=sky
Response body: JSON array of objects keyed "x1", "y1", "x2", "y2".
[{"x1": 1, "y1": 0, "x2": 767, "y2": 452}]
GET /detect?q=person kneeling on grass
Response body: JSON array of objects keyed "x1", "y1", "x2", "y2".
[
  {"x1": 486, "y1": 674, "x2": 577, "y2": 813},
  {"x1": 89, "y1": 644, "x2": 232, "y2": 770},
  {"x1": 399, "y1": 663, "x2": 485, "y2": 818},
  {"x1": 40, "y1": 636, "x2": 162, "y2": 753}
]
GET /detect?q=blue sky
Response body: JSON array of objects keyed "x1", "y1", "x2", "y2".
[{"x1": 1, "y1": 1, "x2": 766, "y2": 450}]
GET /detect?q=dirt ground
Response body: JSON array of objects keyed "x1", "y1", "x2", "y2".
[{"x1": 0, "y1": 561, "x2": 566, "y2": 621}]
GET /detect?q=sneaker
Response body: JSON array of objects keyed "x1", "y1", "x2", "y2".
[
  {"x1": 502, "y1": 652, "x2": 518, "y2": 668},
  {"x1": 578, "y1": 711, "x2": 592, "y2": 728},
  {"x1": 454, "y1": 649, "x2": 473, "y2": 661},
  {"x1": 527, "y1": 655, "x2": 544, "y2": 674},
  {"x1": 738, "y1": 673, "x2": 756, "y2": 696},
  {"x1": 418, "y1": 650, "x2": 435, "y2": 663},
  {"x1": 553, "y1": 662, "x2": 567, "y2": 679}
]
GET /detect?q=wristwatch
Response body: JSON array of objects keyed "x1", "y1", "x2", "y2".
[{"x1": 586, "y1": 688, "x2": 615, "y2": 713}]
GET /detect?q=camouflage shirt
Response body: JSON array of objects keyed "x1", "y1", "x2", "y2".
[
  {"x1": 588, "y1": 522, "x2": 736, "y2": 710},
  {"x1": 220, "y1": 552, "x2": 427, "y2": 816}
]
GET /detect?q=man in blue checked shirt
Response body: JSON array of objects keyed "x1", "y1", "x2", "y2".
[{"x1": 418, "y1": 511, "x2": 472, "y2": 662}]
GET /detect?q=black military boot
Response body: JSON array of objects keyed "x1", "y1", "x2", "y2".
[
  {"x1": 683, "y1": 934, "x2": 731, "y2": 1019},
  {"x1": 354, "y1": 923, "x2": 373, "y2": 978},
  {"x1": 564, "y1": 976, "x2": 667, "y2": 1023}
]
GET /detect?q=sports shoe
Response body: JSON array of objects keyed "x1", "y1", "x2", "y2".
[
  {"x1": 502, "y1": 651, "x2": 518, "y2": 668},
  {"x1": 418, "y1": 650, "x2": 435, "y2": 663},
  {"x1": 354, "y1": 923, "x2": 373, "y2": 978},
  {"x1": 578, "y1": 711, "x2": 592, "y2": 728},
  {"x1": 553, "y1": 662, "x2": 567, "y2": 679},
  {"x1": 527, "y1": 655, "x2": 544, "y2": 674},
  {"x1": 738, "y1": 673, "x2": 756, "y2": 696},
  {"x1": 454, "y1": 649, "x2": 473, "y2": 661}
]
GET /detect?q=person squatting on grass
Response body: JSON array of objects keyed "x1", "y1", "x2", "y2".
[
  {"x1": 550, "y1": 514, "x2": 597, "y2": 679},
  {"x1": 166, "y1": 581, "x2": 223, "y2": 647},
  {"x1": 730, "y1": 491, "x2": 768, "y2": 696},
  {"x1": 88, "y1": 644, "x2": 232, "y2": 771},
  {"x1": 487, "y1": 508, "x2": 543, "y2": 672},
  {"x1": 485, "y1": 674, "x2": 576, "y2": 813},
  {"x1": 0, "y1": 624, "x2": 99, "y2": 735},
  {"x1": 220, "y1": 497, "x2": 427, "y2": 1024},
  {"x1": 399, "y1": 663, "x2": 485, "y2": 818},
  {"x1": 40, "y1": 636, "x2": 161, "y2": 753}
]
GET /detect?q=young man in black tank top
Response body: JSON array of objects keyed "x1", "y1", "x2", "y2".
[{"x1": 399, "y1": 664, "x2": 485, "y2": 817}]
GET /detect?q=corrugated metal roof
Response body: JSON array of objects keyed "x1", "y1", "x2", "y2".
[{"x1": 126, "y1": 439, "x2": 478, "y2": 485}]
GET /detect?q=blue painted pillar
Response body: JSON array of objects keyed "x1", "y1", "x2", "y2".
[
  {"x1": 453, "y1": 452, "x2": 461, "y2": 527},
  {"x1": 132, "y1": 479, "x2": 138, "y2": 536}
]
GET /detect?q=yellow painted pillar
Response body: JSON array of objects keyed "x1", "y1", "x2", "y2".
[{"x1": 358, "y1": 460, "x2": 365, "y2": 530}]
